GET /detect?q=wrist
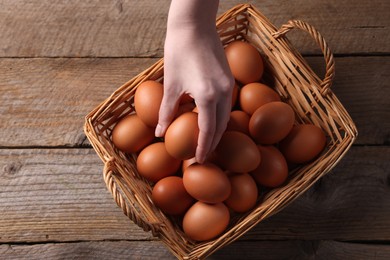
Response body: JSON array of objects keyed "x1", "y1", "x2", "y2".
[{"x1": 167, "y1": 0, "x2": 219, "y2": 33}]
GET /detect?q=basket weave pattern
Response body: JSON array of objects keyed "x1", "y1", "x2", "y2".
[{"x1": 84, "y1": 4, "x2": 357, "y2": 259}]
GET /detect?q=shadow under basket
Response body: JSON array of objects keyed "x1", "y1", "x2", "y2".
[{"x1": 84, "y1": 4, "x2": 358, "y2": 260}]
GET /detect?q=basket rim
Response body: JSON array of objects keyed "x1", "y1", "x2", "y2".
[{"x1": 84, "y1": 3, "x2": 358, "y2": 260}]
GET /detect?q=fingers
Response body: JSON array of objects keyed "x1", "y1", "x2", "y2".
[
  {"x1": 155, "y1": 87, "x2": 180, "y2": 137},
  {"x1": 195, "y1": 96, "x2": 231, "y2": 163},
  {"x1": 210, "y1": 98, "x2": 231, "y2": 152},
  {"x1": 195, "y1": 102, "x2": 217, "y2": 164}
]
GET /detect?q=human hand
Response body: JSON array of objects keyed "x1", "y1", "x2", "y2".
[{"x1": 155, "y1": 1, "x2": 234, "y2": 163}]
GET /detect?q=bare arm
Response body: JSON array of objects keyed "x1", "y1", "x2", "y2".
[{"x1": 156, "y1": 0, "x2": 234, "y2": 163}]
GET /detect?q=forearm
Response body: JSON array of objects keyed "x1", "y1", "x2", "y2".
[{"x1": 167, "y1": 0, "x2": 219, "y2": 30}]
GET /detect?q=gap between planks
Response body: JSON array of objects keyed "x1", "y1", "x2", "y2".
[{"x1": 1, "y1": 240, "x2": 390, "y2": 260}]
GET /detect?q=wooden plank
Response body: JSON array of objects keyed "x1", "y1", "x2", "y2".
[
  {"x1": 1, "y1": 240, "x2": 389, "y2": 260},
  {"x1": 306, "y1": 56, "x2": 390, "y2": 146},
  {"x1": 0, "y1": 58, "x2": 158, "y2": 147},
  {"x1": 0, "y1": 148, "x2": 153, "y2": 243},
  {"x1": 0, "y1": 0, "x2": 169, "y2": 58},
  {"x1": 0, "y1": 241, "x2": 174, "y2": 260},
  {"x1": 0, "y1": 146, "x2": 389, "y2": 243},
  {"x1": 0, "y1": 56, "x2": 388, "y2": 147},
  {"x1": 246, "y1": 144, "x2": 390, "y2": 241},
  {"x1": 214, "y1": 240, "x2": 390, "y2": 260},
  {"x1": 0, "y1": 0, "x2": 388, "y2": 57}
]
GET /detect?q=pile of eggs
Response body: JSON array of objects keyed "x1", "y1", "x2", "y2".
[{"x1": 111, "y1": 40, "x2": 327, "y2": 242}]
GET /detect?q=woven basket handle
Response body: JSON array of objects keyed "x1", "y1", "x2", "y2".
[
  {"x1": 273, "y1": 20, "x2": 335, "y2": 96},
  {"x1": 103, "y1": 158, "x2": 161, "y2": 235}
]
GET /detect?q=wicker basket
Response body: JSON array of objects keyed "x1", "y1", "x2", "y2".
[{"x1": 84, "y1": 3, "x2": 357, "y2": 259}]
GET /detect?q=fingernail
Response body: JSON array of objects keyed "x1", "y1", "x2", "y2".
[{"x1": 155, "y1": 124, "x2": 162, "y2": 137}]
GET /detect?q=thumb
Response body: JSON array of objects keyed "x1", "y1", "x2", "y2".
[{"x1": 155, "y1": 90, "x2": 180, "y2": 137}]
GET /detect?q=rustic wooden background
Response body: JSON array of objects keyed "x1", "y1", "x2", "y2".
[{"x1": 1, "y1": 0, "x2": 389, "y2": 259}]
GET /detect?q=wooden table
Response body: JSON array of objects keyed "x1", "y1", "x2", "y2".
[{"x1": 1, "y1": 0, "x2": 389, "y2": 259}]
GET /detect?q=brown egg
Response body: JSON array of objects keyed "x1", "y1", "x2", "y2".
[
  {"x1": 226, "y1": 110, "x2": 250, "y2": 135},
  {"x1": 250, "y1": 145, "x2": 288, "y2": 188},
  {"x1": 225, "y1": 41, "x2": 264, "y2": 84},
  {"x1": 183, "y1": 163, "x2": 231, "y2": 203},
  {"x1": 182, "y1": 154, "x2": 220, "y2": 173},
  {"x1": 175, "y1": 102, "x2": 196, "y2": 118},
  {"x1": 165, "y1": 112, "x2": 199, "y2": 160},
  {"x1": 279, "y1": 124, "x2": 327, "y2": 164},
  {"x1": 112, "y1": 114, "x2": 155, "y2": 153},
  {"x1": 134, "y1": 80, "x2": 163, "y2": 127},
  {"x1": 239, "y1": 82, "x2": 281, "y2": 115},
  {"x1": 225, "y1": 173, "x2": 258, "y2": 213},
  {"x1": 183, "y1": 201, "x2": 230, "y2": 241},
  {"x1": 152, "y1": 176, "x2": 195, "y2": 215},
  {"x1": 136, "y1": 142, "x2": 181, "y2": 183},
  {"x1": 249, "y1": 102, "x2": 295, "y2": 144},
  {"x1": 215, "y1": 131, "x2": 261, "y2": 173},
  {"x1": 180, "y1": 93, "x2": 194, "y2": 104}
]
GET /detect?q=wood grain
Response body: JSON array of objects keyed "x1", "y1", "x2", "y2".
[
  {"x1": 1, "y1": 146, "x2": 389, "y2": 243},
  {"x1": 247, "y1": 144, "x2": 390, "y2": 241},
  {"x1": 0, "y1": 0, "x2": 388, "y2": 57},
  {"x1": 1, "y1": 240, "x2": 389, "y2": 260},
  {"x1": 0, "y1": 57, "x2": 388, "y2": 147},
  {"x1": 0, "y1": 148, "x2": 152, "y2": 242},
  {"x1": 0, "y1": 58, "x2": 158, "y2": 147},
  {"x1": 213, "y1": 240, "x2": 390, "y2": 260},
  {"x1": 1, "y1": 0, "x2": 388, "y2": 258}
]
